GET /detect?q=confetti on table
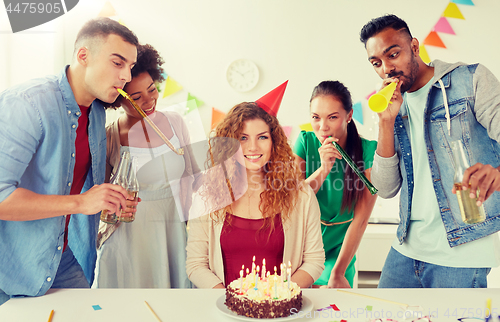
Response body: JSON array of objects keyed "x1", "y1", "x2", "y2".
[
  {"x1": 366, "y1": 305, "x2": 373, "y2": 311},
  {"x1": 92, "y1": 305, "x2": 102, "y2": 311},
  {"x1": 330, "y1": 304, "x2": 340, "y2": 311},
  {"x1": 317, "y1": 306, "x2": 333, "y2": 311}
]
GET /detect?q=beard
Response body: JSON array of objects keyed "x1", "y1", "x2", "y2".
[{"x1": 389, "y1": 55, "x2": 419, "y2": 93}]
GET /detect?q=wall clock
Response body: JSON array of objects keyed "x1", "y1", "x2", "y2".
[{"x1": 226, "y1": 59, "x2": 259, "y2": 92}]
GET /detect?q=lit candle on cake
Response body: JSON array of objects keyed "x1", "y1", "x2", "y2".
[
  {"x1": 287, "y1": 266, "x2": 291, "y2": 289},
  {"x1": 251, "y1": 256, "x2": 256, "y2": 275},
  {"x1": 254, "y1": 266, "x2": 260, "y2": 289},
  {"x1": 239, "y1": 269, "x2": 244, "y2": 294},
  {"x1": 245, "y1": 268, "x2": 250, "y2": 289},
  {"x1": 266, "y1": 271, "x2": 271, "y2": 295},
  {"x1": 262, "y1": 259, "x2": 266, "y2": 280},
  {"x1": 273, "y1": 275, "x2": 278, "y2": 299},
  {"x1": 280, "y1": 263, "x2": 285, "y2": 287}
]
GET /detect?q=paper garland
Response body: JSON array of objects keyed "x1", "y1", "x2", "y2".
[
  {"x1": 211, "y1": 107, "x2": 226, "y2": 130},
  {"x1": 353, "y1": 101, "x2": 363, "y2": 125},
  {"x1": 186, "y1": 93, "x2": 204, "y2": 114},
  {"x1": 299, "y1": 123, "x2": 313, "y2": 132},
  {"x1": 424, "y1": 31, "x2": 446, "y2": 48},
  {"x1": 443, "y1": 2, "x2": 465, "y2": 19},
  {"x1": 98, "y1": 1, "x2": 116, "y2": 17},
  {"x1": 282, "y1": 125, "x2": 292, "y2": 139},
  {"x1": 96, "y1": 0, "x2": 476, "y2": 137},
  {"x1": 451, "y1": 0, "x2": 474, "y2": 5},
  {"x1": 432, "y1": 17, "x2": 455, "y2": 35},
  {"x1": 162, "y1": 76, "x2": 183, "y2": 98},
  {"x1": 419, "y1": 45, "x2": 431, "y2": 64}
]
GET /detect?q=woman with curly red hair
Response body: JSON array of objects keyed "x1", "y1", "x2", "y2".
[
  {"x1": 186, "y1": 102, "x2": 325, "y2": 288},
  {"x1": 93, "y1": 44, "x2": 199, "y2": 288}
]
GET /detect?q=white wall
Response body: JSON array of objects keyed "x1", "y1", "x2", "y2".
[{"x1": 1, "y1": 0, "x2": 500, "y2": 286}]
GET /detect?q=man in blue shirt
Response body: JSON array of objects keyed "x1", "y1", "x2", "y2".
[
  {"x1": 360, "y1": 14, "x2": 500, "y2": 288},
  {"x1": 0, "y1": 17, "x2": 139, "y2": 304}
]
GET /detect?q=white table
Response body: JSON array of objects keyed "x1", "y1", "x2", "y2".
[{"x1": 0, "y1": 288, "x2": 499, "y2": 321}]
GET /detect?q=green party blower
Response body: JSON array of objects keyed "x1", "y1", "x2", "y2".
[
  {"x1": 368, "y1": 81, "x2": 397, "y2": 113},
  {"x1": 330, "y1": 137, "x2": 378, "y2": 195}
]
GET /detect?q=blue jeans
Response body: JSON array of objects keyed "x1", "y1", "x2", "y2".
[
  {"x1": 378, "y1": 247, "x2": 491, "y2": 288},
  {"x1": 0, "y1": 247, "x2": 89, "y2": 306}
]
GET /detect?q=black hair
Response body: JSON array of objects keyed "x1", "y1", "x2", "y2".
[
  {"x1": 106, "y1": 44, "x2": 165, "y2": 109},
  {"x1": 359, "y1": 14, "x2": 412, "y2": 46},
  {"x1": 310, "y1": 80, "x2": 364, "y2": 213}
]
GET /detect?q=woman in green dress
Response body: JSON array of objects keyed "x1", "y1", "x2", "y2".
[{"x1": 294, "y1": 80, "x2": 378, "y2": 288}]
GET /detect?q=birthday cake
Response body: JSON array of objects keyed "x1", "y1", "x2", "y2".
[{"x1": 225, "y1": 273, "x2": 302, "y2": 318}]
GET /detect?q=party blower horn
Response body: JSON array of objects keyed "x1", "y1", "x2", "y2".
[{"x1": 368, "y1": 81, "x2": 397, "y2": 113}]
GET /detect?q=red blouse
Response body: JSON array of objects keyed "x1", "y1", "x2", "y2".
[{"x1": 220, "y1": 214, "x2": 284, "y2": 287}]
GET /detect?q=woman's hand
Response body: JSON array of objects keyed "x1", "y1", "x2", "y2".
[
  {"x1": 318, "y1": 136, "x2": 342, "y2": 174},
  {"x1": 327, "y1": 272, "x2": 351, "y2": 289}
]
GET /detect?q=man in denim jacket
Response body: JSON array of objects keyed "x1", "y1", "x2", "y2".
[
  {"x1": 0, "y1": 18, "x2": 138, "y2": 304},
  {"x1": 360, "y1": 14, "x2": 500, "y2": 287}
]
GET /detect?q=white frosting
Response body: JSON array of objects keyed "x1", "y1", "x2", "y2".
[{"x1": 228, "y1": 274, "x2": 300, "y2": 301}]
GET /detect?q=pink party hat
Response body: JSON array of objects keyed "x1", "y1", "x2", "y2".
[{"x1": 255, "y1": 81, "x2": 288, "y2": 116}]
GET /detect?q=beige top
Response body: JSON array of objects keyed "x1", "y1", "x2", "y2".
[
  {"x1": 97, "y1": 111, "x2": 201, "y2": 248},
  {"x1": 185, "y1": 185, "x2": 325, "y2": 288}
]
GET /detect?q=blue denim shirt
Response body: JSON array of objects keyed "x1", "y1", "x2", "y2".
[
  {"x1": 0, "y1": 66, "x2": 106, "y2": 297},
  {"x1": 372, "y1": 60, "x2": 500, "y2": 247}
]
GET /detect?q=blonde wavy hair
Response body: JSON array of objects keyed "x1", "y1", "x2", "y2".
[{"x1": 201, "y1": 102, "x2": 303, "y2": 232}]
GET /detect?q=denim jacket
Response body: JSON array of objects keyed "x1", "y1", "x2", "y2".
[
  {"x1": 0, "y1": 66, "x2": 106, "y2": 297},
  {"x1": 372, "y1": 60, "x2": 500, "y2": 247}
]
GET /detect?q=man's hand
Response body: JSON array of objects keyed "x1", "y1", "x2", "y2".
[
  {"x1": 77, "y1": 183, "x2": 138, "y2": 216},
  {"x1": 377, "y1": 78, "x2": 403, "y2": 123},
  {"x1": 452, "y1": 163, "x2": 500, "y2": 206}
]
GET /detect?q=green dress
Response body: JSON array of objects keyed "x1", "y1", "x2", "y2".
[{"x1": 294, "y1": 131, "x2": 377, "y2": 286}]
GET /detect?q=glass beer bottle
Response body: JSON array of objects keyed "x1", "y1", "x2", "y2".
[
  {"x1": 450, "y1": 140, "x2": 486, "y2": 224},
  {"x1": 100, "y1": 151, "x2": 131, "y2": 224},
  {"x1": 118, "y1": 156, "x2": 139, "y2": 223}
]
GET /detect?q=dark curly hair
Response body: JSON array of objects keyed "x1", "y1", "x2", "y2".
[
  {"x1": 104, "y1": 43, "x2": 165, "y2": 109},
  {"x1": 359, "y1": 14, "x2": 413, "y2": 46}
]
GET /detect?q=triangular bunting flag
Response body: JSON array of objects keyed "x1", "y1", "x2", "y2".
[
  {"x1": 365, "y1": 90, "x2": 376, "y2": 101},
  {"x1": 432, "y1": 17, "x2": 455, "y2": 35},
  {"x1": 282, "y1": 125, "x2": 292, "y2": 139},
  {"x1": 419, "y1": 45, "x2": 431, "y2": 64},
  {"x1": 299, "y1": 123, "x2": 313, "y2": 132},
  {"x1": 352, "y1": 101, "x2": 363, "y2": 125},
  {"x1": 424, "y1": 31, "x2": 446, "y2": 48},
  {"x1": 442, "y1": 3, "x2": 465, "y2": 19},
  {"x1": 98, "y1": 1, "x2": 116, "y2": 17},
  {"x1": 163, "y1": 76, "x2": 183, "y2": 98},
  {"x1": 211, "y1": 107, "x2": 226, "y2": 130},
  {"x1": 185, "y1": 93, "x2": 204, "y2": 114},
  {"x1": 451, "y1": 0, "x2": 474, "y2": 5}
]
